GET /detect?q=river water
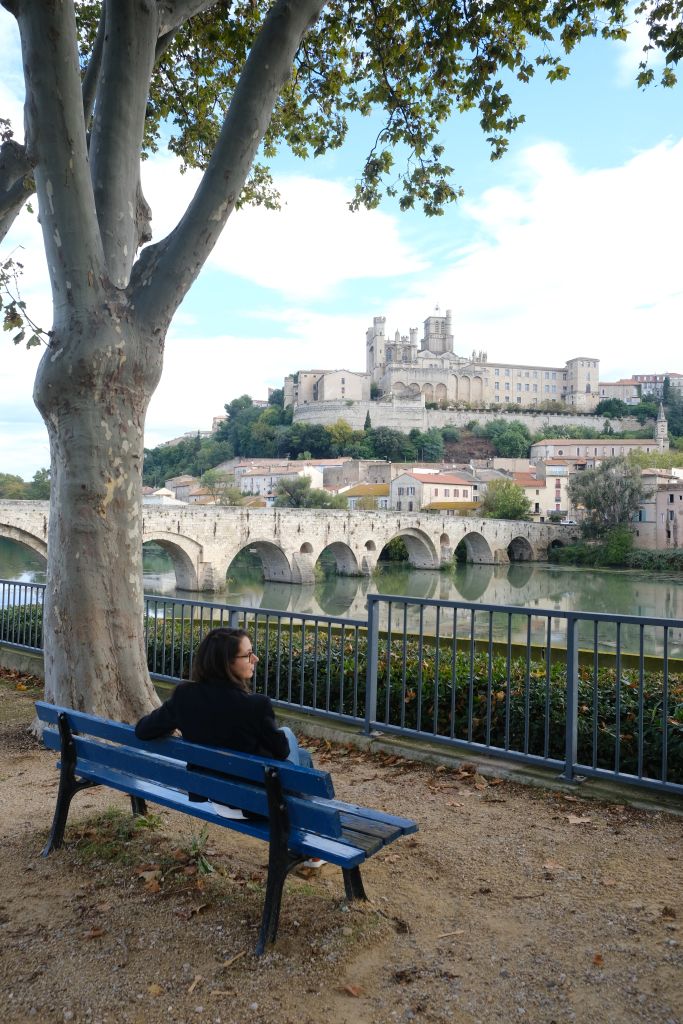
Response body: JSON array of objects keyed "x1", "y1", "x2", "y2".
[{"x1": 3, "y1": 536, "x2": 683, "y2": 649}]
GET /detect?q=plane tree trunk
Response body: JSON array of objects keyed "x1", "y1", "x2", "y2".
[{"x1": 5, "y1": 0, "x2": 325, "y2": 719}]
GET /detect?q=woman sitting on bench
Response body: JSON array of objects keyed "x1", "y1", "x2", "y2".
[{"x1": 135, "y1": 627, "x2": 319, "y2": 857}]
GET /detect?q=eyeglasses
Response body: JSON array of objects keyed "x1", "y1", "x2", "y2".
[{"x1": 233, "y1": 649, "x2": 258, "y2": 661}]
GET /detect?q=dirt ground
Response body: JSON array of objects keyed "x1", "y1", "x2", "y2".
[{"x1": 0, "y1": 675, "x2": 681, "y2": 1024}]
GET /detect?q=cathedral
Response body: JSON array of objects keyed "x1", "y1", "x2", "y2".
[
  {"x1": 366, "y1": 310, "x2": 600, "y2": 411},
  {"x1": 284, "y1": 309, "x2": 601, "y2": 412}
]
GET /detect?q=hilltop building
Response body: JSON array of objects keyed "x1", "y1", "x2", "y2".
[{"x1": 284, "y1": 309, "x2": 600, "y2": 412}]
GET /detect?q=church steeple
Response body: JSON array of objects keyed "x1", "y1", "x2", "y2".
[{"x1": 656, "y1": 402, "x2": 669, "y2": 450}]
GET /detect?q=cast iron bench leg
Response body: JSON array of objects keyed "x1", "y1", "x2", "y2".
[
  {"x1": 343, "y1": 866, "x2": 367, "y2": 902},
  {"x1": 257, "y1": 765, "x2": 292, "y2": 956},
  {"x1": 130, "y1": 796, "x2": 147, "y2": 816},
  {"x1": 42, "y1": 712, "x2": 97, "y2": 857}
]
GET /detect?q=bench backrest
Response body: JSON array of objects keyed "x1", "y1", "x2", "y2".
[{"x1": 36, "y1": 701, "x2": 340, "y2": 836}]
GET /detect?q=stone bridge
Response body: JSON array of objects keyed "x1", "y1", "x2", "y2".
[{"x1": 0, "y1": 500, "x2": 579, "y2": 592}]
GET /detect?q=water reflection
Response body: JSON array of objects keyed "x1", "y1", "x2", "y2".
[{"x1": 2, "y1": 536, "x2": 683, "y2": 655}]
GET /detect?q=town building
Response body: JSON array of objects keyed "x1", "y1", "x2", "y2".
[
  {"x1": 238, "y1": 465, "x2": 324, "y2": 506},
  {"x1": 389, "y1": 471, "x2": 475, "y2": 512},
  {"x1": 635, "y1": 470, "x2": 683, "y2": 550},
  {"x1": 530, "y1": 407, "x2": 669, "y2": 459}
]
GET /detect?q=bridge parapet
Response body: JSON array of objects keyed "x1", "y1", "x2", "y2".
[{"x1": 0, "y1": 501, "x2": 579, "y2": 592}]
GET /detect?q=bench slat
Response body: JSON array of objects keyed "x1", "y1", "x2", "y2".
[
  {"x1": 317, "y1": 797, "x2": 418, "y2": 835},
  {"x1": 66, "y1": 759, "x2": 367, "y2": 867},
  {"x1": 41, "y1": 727, "x2": 343, "y2": 837},
  {"x1": 36, "y1": 702, "x2": 334, "y2": 799}
]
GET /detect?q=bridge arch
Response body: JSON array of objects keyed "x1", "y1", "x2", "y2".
[
  {"x1": 457, "y1": 530, "x2": 494, "y2": 564},
  {"x1": 383, "y1": 529, "x2": 439, "y2": 569},
  {"x1": 142, "y1": 534, "x2": 203, "y2": 590},
  {"x1": 227, "y1": 542, "x2": 293, "y2": 585},
  {"x1": 317, "y1": 542, "x2": 360, "y2": 577},
  {"x1": 0, "y1": 524, "x2": 48, "y2": 562},
  {"x1": 507, "y1": 536, "x2": 534, "y2": 562}
]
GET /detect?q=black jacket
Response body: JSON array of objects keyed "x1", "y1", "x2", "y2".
[{"x1": 135, "y1": 679, "x2": 290, "y2": 761}]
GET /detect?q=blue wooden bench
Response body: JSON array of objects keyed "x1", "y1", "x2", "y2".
[{"x1": 36, "y1": 701, "x2": 417, "y2": 954}]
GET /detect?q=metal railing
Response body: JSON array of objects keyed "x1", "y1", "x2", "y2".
[{"x1": 1, "y1": 579, "x2": 681, "y2": 797}]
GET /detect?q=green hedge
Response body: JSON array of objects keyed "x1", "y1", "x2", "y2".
[{"x1": 3, "y1": 607, "x2": 681, "y2": 783}]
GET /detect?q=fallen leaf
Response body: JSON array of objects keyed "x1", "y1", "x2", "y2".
[
  {"x1": 83, "y1": 928, "x2": 106, "y2": 939},
  {"x1": 137, "y1": 869, "x2": 162, "y2": 883},
  {"x1": 94, "y1": 902, "x2": 113, "y2": 913},
  {"x1": 602, "y1": 878, "x2": 617, "y2": 887},
  {"x1": 172, "y1": 848, "x2": 190, "y2": 863},
  {"x1": 561, "y1": 795, "x2": 579, "y2": 803},
  {"x1": 15, "y1": 683, "x2": 28, "y2": 691},
  {"x1": 144, "y1": 879, "x2": 162, "y2": 893},
  {"x1": 592, "y1": 953, "x2": 604, "y2": 967},
  {"x1": 566, "y1": 815, "x2": 592, "y2": 825},
  {"x1": 147, "y1": 983, "x2": 163, "y2": 997},
  {"x1": 343, "y1": 985, "x2": 363, "y2": 997},
  {"x1": 662, "y1": 906, "x2": 677, "y2": 920}
]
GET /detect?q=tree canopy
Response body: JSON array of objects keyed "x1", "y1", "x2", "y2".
[
  {"x1": 480, "y1": 478, "x2": 532, "y2": 521},
  {"x1": 274, "y1": 474, "x2": 346, "y2": 508},
  {"x1": 568, "y1": 458, "x2": 652, "y2": 536}
]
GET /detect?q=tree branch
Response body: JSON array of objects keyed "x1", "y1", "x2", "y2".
[
  {"x1": 132, "y1": 0, "x2": 326, "y2": 328},
  {"x1": 13, "y1": 0, "x2": 105, "y2": 320},
  {"x1": 82, "y1": 3, "x2": 107, "y2": 131},
  {"x1": 89, "y1": 0, "x2": 159, "y2": 286},
  {"x1": 0, "y1": 139, "x2": 34, "y2": 245},
  {"x1": 157, "y1": 0, "x2": 223, "y2": 36}
]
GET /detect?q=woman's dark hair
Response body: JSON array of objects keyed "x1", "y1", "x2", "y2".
[{"x1": 191, "y1": 627, "x2": 251, "y2": 691}]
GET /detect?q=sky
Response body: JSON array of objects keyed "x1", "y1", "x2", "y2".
[{"x1": 1, "y1": 9, "x2": 682, "y2": 479}]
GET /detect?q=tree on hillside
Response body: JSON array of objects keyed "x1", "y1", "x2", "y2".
[
  {"x1": 485, "y1": 420, "x2": 532, "y2": 458},
  {"x1": 0, "y1": 2, "x2": 678, "y2": 719},
  {"x1": 568, "y1": 458, "x2": 652, "y2": 537},
  {"x1": 595, "y1": 398, "x2": 630, "y2": 418},
  {"x1": 480, "y1": 479, "x2": 532, "y2": 521},
  {"x1": 274, "y1": 475, "x2": 346, "y2": 509}
]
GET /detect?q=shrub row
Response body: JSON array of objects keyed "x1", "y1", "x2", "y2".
[{"x1": 3, "y1": 606, "x2": 680, "y2": 783}]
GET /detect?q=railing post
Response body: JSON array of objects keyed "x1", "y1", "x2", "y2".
[
  {"x1": 364, "y1": 596, "x2": 380, "y2": 735},
  {"x1": 563, "y1": 614, "x2": 579, "y2": 782}
]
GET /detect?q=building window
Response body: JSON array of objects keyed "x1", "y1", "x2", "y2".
[
  {"x1": 454, "y1": 489, "x2": 459, "y2": 498},
  {"x1": 398, "y1": 486, "x2": 404, "y2": 495},
  {"x1": 434, "y1": 488, "x2": 439, "y2": 497},
  {"x1": 505, "y1": 382, "x2": 510, "y2": 390},
  {"x1": 408, "y1": 501, "x2": 413, "y2": 511},
  {"x1": 444, "y1": 489, "x2": 450, "y2": 497},
  {"x1": 505, "y1": 368, "x2": 510, "y2": 376}
]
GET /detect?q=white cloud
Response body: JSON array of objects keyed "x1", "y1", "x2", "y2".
[{"x1": 373, "y1": 138, "x2": 683, "y2": 380}]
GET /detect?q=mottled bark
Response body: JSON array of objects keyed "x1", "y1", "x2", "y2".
[
  {"x1": 33, "y1": 304, "x2": 162, "y2": 720},
  {"x1": 7, "y1": 0, "x2": 326, "y2": 720}
]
